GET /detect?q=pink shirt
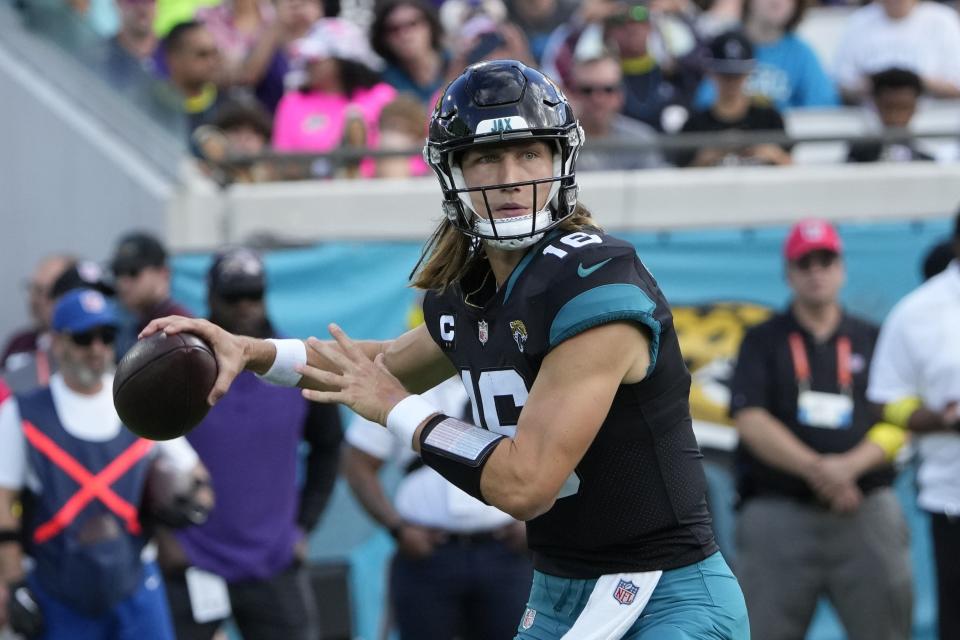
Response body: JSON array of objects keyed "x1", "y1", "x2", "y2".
[{"x1": 272, "y1": 83, "x2": 397, "y2": 154}]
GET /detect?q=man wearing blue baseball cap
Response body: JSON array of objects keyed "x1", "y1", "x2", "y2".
[{"x1": 0, "y1": 289, "x2": 206, "y2": 640}]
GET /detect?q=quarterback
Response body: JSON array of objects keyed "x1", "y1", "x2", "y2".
[{"x1": 144, "y1": 61, "x2": 749, "y2": 639}]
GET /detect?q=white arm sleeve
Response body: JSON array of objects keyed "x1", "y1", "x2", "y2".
[
  {"x1": 155, "y1": 436, "x2": 201, "y2": 473},
  {"x1": 867, "y1": 306, "x2": 918, "y2": 403},
  {"x1": 0, "y1": 400, "x2": 26, "y2": 489}
]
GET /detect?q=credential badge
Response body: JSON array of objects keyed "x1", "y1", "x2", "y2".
[
  {"x1": 510, "y1": 320, "x2": 528, "y2": 353},
  {"x1": 478, "y1": 319, "x2": 489, "y2": 346},
  {"x1": 613, "y1": 579, "x2": 639, "y2": 605}
]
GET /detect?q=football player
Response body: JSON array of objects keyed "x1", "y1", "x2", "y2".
[{"x1": 143, "y1": 60, "x2": 749, "y2": 639}]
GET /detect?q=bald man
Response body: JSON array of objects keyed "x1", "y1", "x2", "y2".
[{"x1": 2, "y1": 255, "x2": 74, "y2": 389}]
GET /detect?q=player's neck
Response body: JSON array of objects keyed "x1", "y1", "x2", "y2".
[
  {"x1": 486, "y1": 246, "x2": 527, "y2": 290},
  {"x1": 791, "y1": 299, "x2": 842, "y2": 341}
]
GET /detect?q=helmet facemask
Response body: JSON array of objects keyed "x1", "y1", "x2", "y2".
[{"x1": 447, "y1": 142, "x2": 566, "y2": 250}]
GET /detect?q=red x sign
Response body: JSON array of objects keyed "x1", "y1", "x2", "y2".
[{"x1": 22, "y1": 421, "x2": 154, "y2": 544}]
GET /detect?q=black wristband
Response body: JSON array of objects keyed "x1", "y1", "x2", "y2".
[
  {"x1": 0, "y1": 528, "x2": 21, "y2": 544},
  {"x1": 387, "y1": 523, "x2": 403, "y2": 540},
  {"x1": 419, "y1": 414, "x2": 506, "y2": 505}
]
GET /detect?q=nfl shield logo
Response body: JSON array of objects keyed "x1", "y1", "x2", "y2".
[
  {"x1": 521, "y1": 607, "x2": 536, "y2": 630},
  {"x1": 478, "y1": 319, "x2": 489, "y2": 345},
  {"x1": 613, "y1": 579, "x2": 639, "y2": 605}
]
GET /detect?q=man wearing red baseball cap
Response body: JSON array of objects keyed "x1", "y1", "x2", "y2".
[{"x1": 728, "y1": 218, "x2": 913, "y2": 639}]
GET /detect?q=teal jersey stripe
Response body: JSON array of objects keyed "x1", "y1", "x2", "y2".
[
  {"x1": 503, "y1": 229, "x2": 565, "y2": 304},
  {"x1": 549, "y1": 284, "x2": 661, "y2": 375}
]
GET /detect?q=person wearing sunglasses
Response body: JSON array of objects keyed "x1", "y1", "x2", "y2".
[
  {"x1": 0, "y1": 288, "x2": 205, "y2": 640},
  {"x1": 566, "y1": 52, "x2": 663, "y2": 172},
  {"x1": 110, "y1": 232, "x2": 193, "y2": 359},
  {"x1": 729, "y1": 218, "x2": 912, "y2": 640},
  {"x1": 158, "y1": 248, "x2": 343, "y2": 640}
]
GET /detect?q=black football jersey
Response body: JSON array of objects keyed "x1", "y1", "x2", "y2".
[{"x1": 423, "y1": 228, "x2": 717, "y2": 578}]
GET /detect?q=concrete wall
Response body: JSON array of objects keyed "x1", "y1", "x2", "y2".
[{"x1": 0, "y1": 32, "x2": 175, "y2": 339}]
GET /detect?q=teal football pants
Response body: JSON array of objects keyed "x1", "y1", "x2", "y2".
[{"x1": 515, "y1": 551, "x2": 749, "y2": 639}]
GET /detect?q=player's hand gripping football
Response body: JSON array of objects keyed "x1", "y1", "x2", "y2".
[
  {"x1": 140, "y1": 316, "x2": 247, "y2": 406},
  {"x1": 298, "y1": 324, "x2": 410, "y2": 426}
]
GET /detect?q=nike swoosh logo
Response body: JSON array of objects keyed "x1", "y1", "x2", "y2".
[{"x1": 577, "y1": 258, "x2": 613, "y2": 278}]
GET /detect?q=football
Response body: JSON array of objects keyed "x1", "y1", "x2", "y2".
[{"x1": 113, "y1": 332, "x2": 218, "y2": 441}]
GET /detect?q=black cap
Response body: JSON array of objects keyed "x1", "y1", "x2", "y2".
[
  {"x1": 111, "y1": 232, "x2": 168, "y2": 275},
  {"x1": 704, "y1": 30, "x2": 755, "y2": 75},
  {"x1": 50, "y1": 260, "x2": 115, "y2": 300},
  {"x1": 207, "y1": 248, "x2": 266, "y2": 297}
]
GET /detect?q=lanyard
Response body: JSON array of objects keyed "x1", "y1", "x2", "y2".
[{"x1": 788, "y1": 332, "x2": 852, "y2": 392}]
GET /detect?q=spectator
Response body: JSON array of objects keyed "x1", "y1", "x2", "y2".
[
  {"x1": 506, "y1": 0, "x2": 578, "y2": 63},
  {"x1": 373, "y1": 94, "x2": 430, "y2": 179},
  {"x1": 272, "y1": 18, "x2": 396, "y2": 177},
  {"x1": 445, "y1": 14, "x2": 537, "y2": 78},
  {"x1": 545, "y1": 2, "x2": 702, "y2": 131},
  {"x1": 4, "y1": 260, "x2": 114, "y2": 395},
  {"x1": 730, "y1": 219, "x2": 913, "y2": 640},
  {"x1": 567, "y1": 52, "x2": 664, "y2": 170},
  {"x1": 832, "y1": 0, "x2": 960, "y2": 103},
  {"x1": 343, "y1": 376, "x2": 531, "y2": 640},
  {"x1": 103, "y1": 0, "x2": 160, "y2": 89},
  {"x1": 159, "y1": 248, "x2": 343, "y2": 640},
  {"x1": 238, "y1": 0, "x2": 325, "y2": 114},
  {"x1": 163, "y1": 21, "x2": 227, "y2": 140},
  {"x1": 195, "y1": 97, "x2": 277, "y2": 182},
  {"x1": 847, "y1": 68, "x2": 933, "y2": 163},
  {"x1": 2, "y1": 255, "x2": 72, "y2": 372},
  {"x1": 109, "y1": 232, "x2": 193, "y2": 358},
  {"x1": 867, "y1": 210, "x2": 960, "y2": 640},
  {"x1": 695, "y1": 0, "x2": 838, "y2": 111},
  {"x1": 676, "y1": 30, "x2": 790, "y2": 167},
  {"x1": 609, "y1": 2, "x2": 702, "y2": 130},
  {"x1": 0, "y1": 289, "x2": 206, "y2": 640},
  {"x1": 196, "y1": 0, "x2": 275, "y2": 86},
  {"x1": 370, "y1": 0, "x2": 450, "y2": 107}
]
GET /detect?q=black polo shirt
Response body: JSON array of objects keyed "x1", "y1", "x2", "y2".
[{"x1": 729, "y1": 307, "x2": 893, "y2": 502}]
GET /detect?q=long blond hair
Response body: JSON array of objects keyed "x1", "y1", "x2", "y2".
[{"x1": 410, "y1": 203, "x2": 600, "y2": 292}]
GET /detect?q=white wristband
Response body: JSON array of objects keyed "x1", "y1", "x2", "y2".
[
  {"x1": 257, "y1": 339, "x2": 307, "y2": 387},
  {"x1": 386, "y1": 395, "x2": 438, "y2": 449}
]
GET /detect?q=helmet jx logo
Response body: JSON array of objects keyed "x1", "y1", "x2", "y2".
[{"x1": 490, "y1": 118, "x2": 513, "y2": 132}]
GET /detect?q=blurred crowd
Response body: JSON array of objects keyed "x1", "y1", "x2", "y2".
[{"x1": 15, "y1": 0, "x2": 960, "y2": 181}]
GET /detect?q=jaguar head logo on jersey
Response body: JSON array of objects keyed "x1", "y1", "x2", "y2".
[
  {"x1": 478, "y1": 319, "x2": 489, "y2": 346},
  {"x1": 613, "y1": 579, "x2": 639, "y2": 605},
  {"x1": 509, "y1": 320, "x2": 528, "y2": 353},
  {"x1": 439, "y1": 314, "x2": 456, "y2": 350}
]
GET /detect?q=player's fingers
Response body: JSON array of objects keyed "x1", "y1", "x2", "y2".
[
  {"x1": 328, "y1": 324, "x2": 368, "y2": 363},
  {"x1": 305, "y1": 336, "x2": 353, "y2": 373},
  {"x1": 301, "y1": 388, "x2": 343, "y2": 405},
  {"x1": 139, "y1": 315, "x2": 192, "y2": 338},
  {"x1": 373, "y1": 352, "x2": 393, "y2": 376},
  {"x1": 296, "y1": 363, "x2": 344, "y2": 390},
  {"x1": 208, "y1": 365, "x2": 239, "y2": 406}
]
